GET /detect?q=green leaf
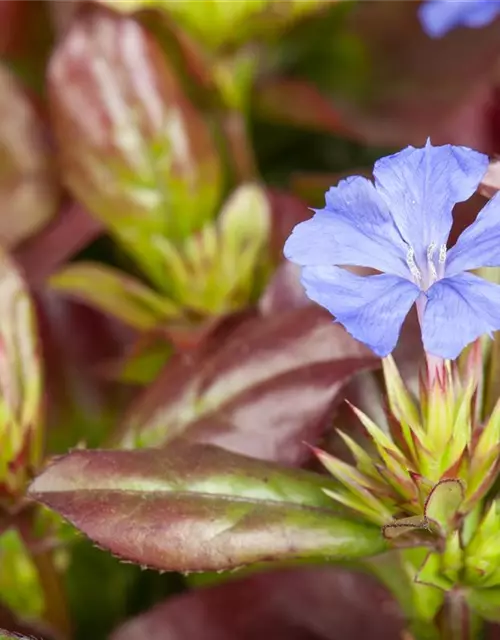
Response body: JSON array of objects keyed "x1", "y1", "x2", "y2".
[
  {"x1": 416, "y1": 552, "x2": 452, "y2": 592},
  {"x1": 98, "y1": 0, "x2": 329, "y2": 51},
  {"x1": 366, "y1": 549, "x2": 443, "y2": 632},
  {"x1": 467, "y1": 587, "x2": 500, "y2": 622},
  {"x1": 441, "y1": 531, "x2": 462, "y2": 583},
  {"x1": 28, "y1": 443, "x2": 386, "y2": 572},
  {"x1": 424, "y1": 479, "x2": 464, "y2": 536},
  {"x1": 50, "y1": 262, "x2": 182, "y2": 330},
  {"x1": 152, "y1": 184, "x2": 271, "y2": 315},
  {"x1": 0, "y1": 529, "x2": 43, "y2": 619}
]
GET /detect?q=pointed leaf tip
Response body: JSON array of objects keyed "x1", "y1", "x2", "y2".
[{"x1": 29, "y1": 444, "x2": 386, "y2": 572}]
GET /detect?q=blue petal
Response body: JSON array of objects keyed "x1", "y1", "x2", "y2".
[
  {"x1": 373, "y1": 141, "x2": 489, "y2": 269},
  {"x1": 423, "y1": 272, "x2": 500, "y2": 359},
  {"x1": 446, "y1": 192, "x2": 500, "y2": 276},
  {"x1": 301, "y1": 265, "x2": 421, "y2": 357},
  {"x1": 284, "y1": 176, "x2": 408, "y2": 277},
  {"x1": 419, "y1": 0, "x2": 500, "y2": 38}
]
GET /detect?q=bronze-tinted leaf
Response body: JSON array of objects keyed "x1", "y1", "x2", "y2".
[
  {"x1": 29, "y1": 443, "x2": 386, "y2": 572},
  {"x1": 15, "y1": 202, "x2": 103, "y2": 286},
  {"x1": 110, "y1": 566, "x2": 403, "y2": 640},
  {"x1": 48, "y1": 5, "x2": 222, "y2": 278},
  {"x1": 119, "y1": 306, "x2": 378, "y2": 464},
  {"x1": 0, "y1": 64, "x2": 59, "y2": 248}
]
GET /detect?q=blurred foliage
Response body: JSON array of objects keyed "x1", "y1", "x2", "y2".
[{"x1": 0, "y1": 1, "x2": 500, "y2": 640}]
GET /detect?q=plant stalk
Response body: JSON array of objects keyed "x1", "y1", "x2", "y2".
[
  {"x1": 19, "y1": 508, "x2": 71, "y2": 639},
  {"x1": 438, "y1": 591, "x2": 471, "y2": 640}
]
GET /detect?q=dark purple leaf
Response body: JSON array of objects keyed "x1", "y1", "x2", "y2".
[
  {"x1": 118, "y1": 306, "x2": 378, "y2": 464},
  {"x1": 0, "y1": 603, "x2": 54, "y2": 640},
  {"x1": 36, "y1": 292, "x2": 134, "y2": 452},
  {"x1": 29, "y1": 443, "x2": 386, "y2": 572},
  {"x1": 110, "y1": 566, "x2": 403, "y2": 640}
]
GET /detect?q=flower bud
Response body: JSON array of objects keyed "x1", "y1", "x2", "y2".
[{"x1": 0, "y1": 249, "x2": 42, "y2": 507}]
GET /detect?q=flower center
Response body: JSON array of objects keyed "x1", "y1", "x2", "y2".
[{"x1": 406, "y1": 243, "x2": 447, "y2": 290}]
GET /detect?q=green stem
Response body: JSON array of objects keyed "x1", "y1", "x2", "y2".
[
  {"x1": 221, "y1": 109, "x2": 258, "y2": 183},
  {"x1": 19, "y1": 510, "x2": 71, "y2": 639},
  {"x1": 32, "y1": 546, "x2": 71, "y2": 638}
]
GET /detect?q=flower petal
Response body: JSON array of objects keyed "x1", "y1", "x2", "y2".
[
  {"x1": 284, "y1": 176, "x2": 408, "y2": 277},
  {"x1": 301, "y1": 265, "x2": 420, "y2": 357},
  {"x1": 445, "y1": 192, "x2": 500, "y2": 276},
  {"x1": 373, "y1": 141, "x2": 489, "y2": 268},
  {"x1": 423, "y1": 273, "x2": 500, "y2": 359},
  {"x1": 419, "y1": 0, "x2": 500, "y2": 38}
]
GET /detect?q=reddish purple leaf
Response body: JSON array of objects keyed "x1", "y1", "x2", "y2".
[
  {"x1": 266, "y1": 189, "x2": 311, "y2": 264},
  {"x1": 488, "y1": 623, "x2": 500, "y2": 639},
  {"x1": 28, "y1": 443, "x2": 386, "y2": 572},
  {"x1": 0, "y1": 1, "x2": 53, "y2": 94},
  {"x1": 110, "y1": 566, "x2": 403, "y2": 640},
  {"x1": 36, "y1": 292, "x2": 134, "y2": 452},
  {"x1": 118, "y1": 306, "x2": 378, "y2": 464},
  {"x1": 15, "y1": 201, "x2": 103, "y2": 286},
  {"x1": 46, "y1": 0, "x2": 82, "y2": 39},
  {"x1": 0, "y1": 603, "x2": 54, "y2": 640},
  {"x1": 257, "y1": 3, "x2": 500, "y2": 150},
  {"x1": 255, "y1": 77, "x2": 352, "y2": 137},
  {"x1": 340, "y1": 2, "x2": 500, "y2": 149},
  {"x1": 259, "y1": 262, "x2": 309, "y2": 316},
  {"x1": 0, "y1": 64, "x2": 59, "y2": 248},
  {"x1": 48, "y1": 5, "x2": 222, "y2": 253},
  {"x1": 480, "y1": 159, "x2": 500, "y2": 199}
]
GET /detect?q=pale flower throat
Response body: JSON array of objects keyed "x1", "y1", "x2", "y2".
[{"x1": 406, "y1": 243, "x2": 447, "y2": 290}]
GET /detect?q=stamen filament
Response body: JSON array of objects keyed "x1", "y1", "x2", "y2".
[{"x1": 406, "y1": 247, "x2": 421, "y2": 282}]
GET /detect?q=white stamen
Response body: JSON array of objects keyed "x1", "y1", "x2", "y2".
[
  {"x1": 439, "y1": 244, "x2": 447, "y2": 264},
  {"x1": 426, "y1": 242, "x2": 438, "y2": 283},
  {"x1": 427, "y1": 242, "x2": 436, "y2": 262},
  {"x1": 406, "y1": 247, "x2": 421, "y2": 281}
]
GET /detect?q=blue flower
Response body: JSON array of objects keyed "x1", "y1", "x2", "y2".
[
  {"x1": 284, "y1": 141, "x2": 500, "y2": 359},
  {"x1": 419, "y1": 0, "x2": 500, "y2": 38}
]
